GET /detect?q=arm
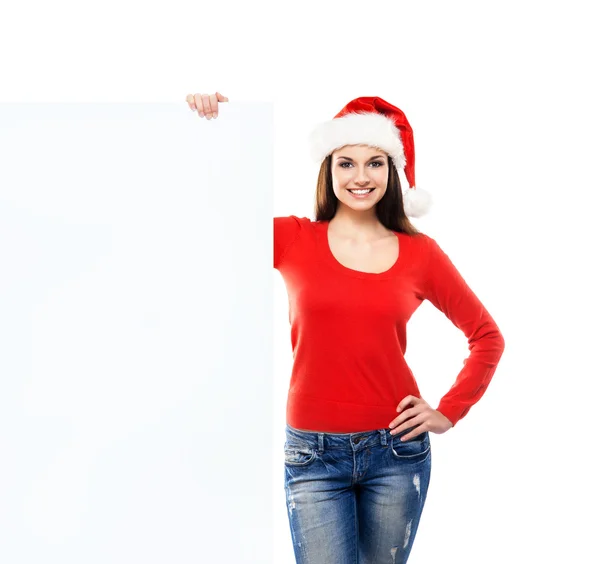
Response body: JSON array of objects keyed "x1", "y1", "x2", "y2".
[
  {"x1": 422, "y1": 236, "x2": 506, "y2": 427},
  {"x1": 274, "y1": 216, "x2": 303, "y2": 270}
]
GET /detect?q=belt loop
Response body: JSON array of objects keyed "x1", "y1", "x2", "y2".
[
  {"x1": 379, "y1": 428, "x2": 388, "y2": 446},
  {"x1": 318, "y1": 432, "x2": 324, "y2": 452}
]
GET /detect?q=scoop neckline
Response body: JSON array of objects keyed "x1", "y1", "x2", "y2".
[{"x1": 317, "y1": 220, "x2": 404, "y2": 280}]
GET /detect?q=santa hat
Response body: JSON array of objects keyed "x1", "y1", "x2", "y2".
[{"x1": 308, "y1": 96, "x2": 433, "y2": 218}]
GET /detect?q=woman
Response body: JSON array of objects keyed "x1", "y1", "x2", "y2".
[{"x1": 186, "y1": 92, "x2": 506, "y2": 564}]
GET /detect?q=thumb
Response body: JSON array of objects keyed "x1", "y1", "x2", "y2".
[{"x1": 215, "y1": 92, "x2": 229, "y2": 103}]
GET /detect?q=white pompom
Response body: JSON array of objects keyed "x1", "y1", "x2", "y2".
[{"x1": 403, "y1": 186, "x2": 433, "y2": 218}]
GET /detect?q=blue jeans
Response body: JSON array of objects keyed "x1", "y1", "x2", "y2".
[{"x1": 283, "y1": 423, "x2": 431, "y2": 564}]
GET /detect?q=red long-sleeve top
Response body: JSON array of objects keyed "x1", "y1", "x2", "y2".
[{"x1": 274, "y1": 215, "x2": 505, "y2": 432}]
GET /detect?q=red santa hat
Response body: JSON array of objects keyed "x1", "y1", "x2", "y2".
[{"x1": 308, "y1": 96, "x2": 433, "y2": 218}]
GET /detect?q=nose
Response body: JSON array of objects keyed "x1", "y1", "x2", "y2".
[{"x1": 352, "y1": 166, "x2": 371, "y2": 185}]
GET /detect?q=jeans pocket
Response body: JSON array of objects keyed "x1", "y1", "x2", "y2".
[
  {"x1": 390, "y1": 432, "x2": 431, "y2": 462},
  {"x1": 284, "y1": 440, "x2": 318, "y2": 467}
]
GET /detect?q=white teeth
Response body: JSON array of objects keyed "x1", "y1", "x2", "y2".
[{"x1": 350, "y1": 189, "x2": 371, "y2": 194}]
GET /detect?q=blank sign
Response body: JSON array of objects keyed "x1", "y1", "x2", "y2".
[{"x1": 0, "y1": 102, "x2": 275, "y2": 563}]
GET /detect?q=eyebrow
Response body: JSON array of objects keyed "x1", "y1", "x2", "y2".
[{"x1": 336, "y1": 155, "x2": 386, "y2": 161}]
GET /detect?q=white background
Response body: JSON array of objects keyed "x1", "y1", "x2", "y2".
[{"x1": 2, "y1": 1, "x2": 599, "y2": 562}]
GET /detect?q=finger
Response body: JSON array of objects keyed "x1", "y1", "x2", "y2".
[
  {"x1": 396, "y1": 417, "x2": 428, "y2": 440},
  {"x1": 216, "y1": 91, "x2": 229, "y2": 102},
  {"x1": 209, "y1": 93, "x2": 218, "y2": 118},
  {"x1": 400, "y1": 425, "x2": 424, "y2": 442},
  {"x1": 193, "y1": 93, "x2": 205, "y2": 117},
  {"x1": 396, "y1": 395, "x2": 418, "y2": 412},
  {"x1": 390, "y1": 405, "x2": 422, "y2": 429},
  {"x1": 202, "y1": 94, "x2": 212, "y2": 119},
  {"x1": 399, "y1": 423, "x2": 428, "y2": 442},
  {"x1": 186, "y1": 93, "x2": 196, "y2": 111}
]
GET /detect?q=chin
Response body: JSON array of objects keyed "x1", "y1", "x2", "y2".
[{"x1": 345, "y1": 201, "x2": 377, "y2": 210}]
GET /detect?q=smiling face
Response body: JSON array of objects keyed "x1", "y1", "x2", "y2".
[{"x1": 330, "y1": 144, "x2": 389, "y2": 212}]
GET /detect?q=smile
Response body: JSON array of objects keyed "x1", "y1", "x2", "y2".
[{"x1": 347, "y1": 188, "x2": 376, "y2": 198}]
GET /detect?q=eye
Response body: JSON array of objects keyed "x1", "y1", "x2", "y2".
[{"x1": 339, "y1": 161, "x2": 384, "y2": 168}]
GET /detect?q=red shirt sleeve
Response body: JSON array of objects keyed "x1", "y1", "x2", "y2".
[
  {"x1": 274, "y1": 216, "x2": 303, "y2": 270},
  {"x1": 422, "y1": 236, "x2": 506, "y2": 427}
]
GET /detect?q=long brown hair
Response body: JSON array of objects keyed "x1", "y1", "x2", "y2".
[{"x1": 314, "y1": 154, "x2": 423, "y2": 236}]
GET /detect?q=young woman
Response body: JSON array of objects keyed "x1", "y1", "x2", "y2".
[{"x1": 186, "y1": 92, "x2": 506, "y2": 564}]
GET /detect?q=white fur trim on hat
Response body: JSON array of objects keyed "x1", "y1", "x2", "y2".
[
  {"x1": 308, "y1": 112, "x2": 406, "y2": 172},
  {"x1": 403, "y1": 186, "x2": 433, "y2": 218}
]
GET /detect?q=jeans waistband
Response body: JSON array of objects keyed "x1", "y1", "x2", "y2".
[{"x1": 285, "y1": 422, "x2": 428, "y2": 451}]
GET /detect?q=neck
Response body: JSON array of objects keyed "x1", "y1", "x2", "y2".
[{"x1": 329, "y1": 208, "x2": 387, "y2": 241}]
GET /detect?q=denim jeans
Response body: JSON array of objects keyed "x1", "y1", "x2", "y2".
[{"x1": 283, "y1": 422, "x2": 431, "y2": 564}]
